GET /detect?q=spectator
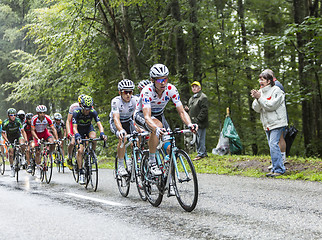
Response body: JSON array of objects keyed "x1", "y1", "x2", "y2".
[
  {"x1": 185, "y1": 81, "x2": 209, "y2": 161},
  {"x1": 251, "y1": 70, "x2": 288, "y2": 177},
  {"x1": 263, "y1": 69, "x2": 288, "y2": 169}
]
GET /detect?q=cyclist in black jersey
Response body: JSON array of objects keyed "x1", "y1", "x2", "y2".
[
  {"x1": 72, "y1": 95, "x2": 107, "y2": 184},
  {"x1": 1, "y1": 108, "x2": 28, "y2": 177}
]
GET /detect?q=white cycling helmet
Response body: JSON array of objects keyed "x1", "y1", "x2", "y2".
[
  {"x1": 149, "y1": 64, "x2": 169, "y2": 78},
  {"x1": 54, "y1": 112, "x2": 62, "y2": 120},
  {"x1": 118, "y1": 79, "x2": 135, "y2": 91},
  {"x1": 17, "y1": 110, "x2": 25, "y2": 116},
  {"x1": 36, "y1": 105, "x2": 47, "y2": 113},
  {"x1": 138, "y1": 80, "x2": 151, "y2": 90}
]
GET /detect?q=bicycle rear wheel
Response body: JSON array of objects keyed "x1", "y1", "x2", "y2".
[
  {"x1": 14, "y1": 154, "x2": 20, "y2": 182},
  {"x1": 0, "y1": 154, "x2": 5, "y2": 175},
  {"x1": 172, "y1": 149, "x2": 198, "y2": 212},
  {"x1": 115, "y1": 155, "x2": 130, "y2": 197},
  {"x1": 44, "y1": 153, "x2": 53, "y2": 184},
  {"x1": 72, "y1": 158, "x2": 79, "y2": 183},
  {"x1": 54, "y1": 151, "x2": 61, "y2": 173},
  {"x1": 141, "y1": 152, "x2": 163, "y2": 207},
  {"x1": 85, "y1": 152, "x2": 98, "y2": 191},
  {"x1": 134, "y1": 149, "x2": 147, "y2": 201}
]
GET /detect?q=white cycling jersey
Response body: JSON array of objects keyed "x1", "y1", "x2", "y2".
[
  {"x1": 109, "y1": 95, "x2": 138, "y2": 123},
  {"x1": 136, "y1": 83, "x2": 182, "y2": 115}
]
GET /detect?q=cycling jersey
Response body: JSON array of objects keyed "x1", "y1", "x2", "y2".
[
  {"x1": 109, "y1": 95, "x2": 138, "y2": 123},
  {"x1": 54, "y1": 120, "x2": 66, "y2": 133},
  {"x1": 72, "y1": 107, "x2": 100, "y2": 128},
  {"x1": 31, "y1": 115, "x2": 53, "y2": 133},
  {"x1": 137, "y1": 83, "x2": 182, "y2": 116},
  {"x1": 23, "y1": 122, "x2": 33, "y2": 141},
  {"x1": 68, "y1": 102, "x2": 79, "y2": 135},
  {"x1": 2, "y1": 118, "x2": 23, "y2": 142}
]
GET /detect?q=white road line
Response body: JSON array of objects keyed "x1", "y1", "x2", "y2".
[{"x1": 66, "y1": 193, "x2": 124, "y2": 206}]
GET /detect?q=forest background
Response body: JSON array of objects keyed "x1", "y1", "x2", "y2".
[{"x1": 0, "y1": 0, "x2": 321, "y2": 157}]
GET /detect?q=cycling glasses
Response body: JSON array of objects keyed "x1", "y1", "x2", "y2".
[
  {"x1": 122, "y1": 90, "x2": 133, "y2": 95},
  {"x1": 155, "y1": 77, "x2": 168, "y2": 83},
  {"x1": 9, "y1": 114, "x2": 16, "y2": 117}
]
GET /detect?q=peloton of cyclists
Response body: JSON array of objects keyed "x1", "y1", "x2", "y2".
[
  {"x1": 31, "y1": 105, "x2": 59, "y2": 171},
  {"x1": 134, "y1": 64, "x2": 198, "y2": 175},
  {"x1": 110, "y1": 79, "x2": 138, "y2": 176},
  {"x1": 72, "y1": 95, "x2": 107, "y2": 184},
  {"x1": 1, "y1": 108, "x2": 28, "y2": 177}
]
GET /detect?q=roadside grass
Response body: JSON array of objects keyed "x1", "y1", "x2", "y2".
[{"x1": 97, "y1": 153, "x2": 322, "y2": 182}]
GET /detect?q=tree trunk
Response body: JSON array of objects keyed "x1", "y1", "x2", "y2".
[
  {"x1": 189, "y1": 0, "x2": 202, "y2": 83},
  {"x1": 238, "y1": 0, "x2": 257, "y2": 155},
  {"x1": 293, "y1": 0, "x2": 312, "y2": 154},
  {"x1": 170, "y1": 0, "x2": 189, "y2": 103}
]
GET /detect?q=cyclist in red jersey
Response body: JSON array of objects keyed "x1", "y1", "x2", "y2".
[
  {"x1": 31, "y1": 105, "x2": 58, "y2": 166},
  {"x1": 24, "y1": 113, "x2": 34, "y2": 173},
  {"x1": 66, "y1": 94, "x2": 84, "y2": 169}
]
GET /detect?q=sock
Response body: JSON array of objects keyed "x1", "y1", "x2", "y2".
[
  {"x1": 149, "y1": 153, "x2": 156, "y2": 165},
  {"x1": 281, "y1": 152, "x2": 286, "y2": 162},
  {"x1": 118, "y1": 158, "x2": 124, "y2": 167}
]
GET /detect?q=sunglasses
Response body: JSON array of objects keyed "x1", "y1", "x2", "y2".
[
  {"x1": 155, "y1": 78, "x2": 168, "y2": 83},
  {"x1": 9, "y1": 114, "x2": 16, "y2": 117},
  {"x1": 122, "y1": 90, "x2": 133, "y2": 95}
]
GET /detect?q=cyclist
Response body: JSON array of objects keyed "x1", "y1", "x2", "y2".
[
  {"x1": 134, "y1": 64, "x2": 198, "y2": 175},
  {"x1": 31, "y1": 105, "x2": 58, "y2": 168},
  {"x1": 53, "y1": 112, "x2": 66, "y2": 160},
  {"x1": 110, "y1": 79, "x2": 137, "y2": 176},
  {"x1": 17, "y1": 110, "x2": 26, "y2": 124},
  {"x1": 24, "y1": 113, "x2": 34, "y2": 173},
  {"x1": 73, "y1": 95, "x2": 107, "y2": 184},
  {"x1": 66, "y1": 94, "x2": 84, "y2": 169},
  {"x1": 1, "y1": 108, "x2": 28, "y2": 177}
]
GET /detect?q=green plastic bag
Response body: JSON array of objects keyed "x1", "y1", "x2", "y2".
[{"x1": 222, "y1": 116, "x2": 243, "y2": 154}]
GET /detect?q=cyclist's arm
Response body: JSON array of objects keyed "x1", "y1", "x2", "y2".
[
  {"x1": 1, "y1": 131, "x2": 8, "y2": 143},
  {"x1": 96, "y1": 121, "x2": 104, "y2": 133},
  {"x1": 50, "y1": 124, "x2": 59, "y2": 140},
  {"x1": 176, "y1": 105, "x2": 193, "y2": 127},
  {"x1": 73, "y1": 123, "x2": 79, "y2": 135},
  {"x1": 65, "y1": 113, "x2": 72, "y2": 135},
  {"x1": 113, "y1": 113, "x2": 124, "y2": 132},
  {"x1": 20, "y1": 128, "x2": 28, "y2": 142},
  {"x1": 143, "y1": 107, "x2": 159, "y2": 133},
  {"x1": 31, "y1": 126, "x2": 39, "y2": 140}
]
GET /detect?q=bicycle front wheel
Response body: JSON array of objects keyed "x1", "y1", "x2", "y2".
[
  {"x1": 14, "y1": 154, "x2": 20, "y2": 182},
  {"x1": 115, "y1": 155, "x2": 130, "y2": 197},
  {"x1": 85, "y1": 152, "x2": 98, "y2": 191},
  {"x1": 72, "y1": 158, "x2": 79, "y2": 183},
  {"x1": 54, "y1": 151, "x2": 60, "y2": 173},
  {"x1": 172, "y1": 149, "x2": 198, "y2": 212},
  {"x1": 44, "y1": 153, "x2": 53, "y2": 184},
  {"x1": 0, "y1": 154, "x2": 5, "y2": 175},
  {"x1": 59, "y1": 149, "x2": 65, "y2": 173},
  {"x1": 134, "y1": 149, "x2": 146, "y2": 201},
  {"x1": 141, "y1": 151, "x2": 163, "y2": 207}
]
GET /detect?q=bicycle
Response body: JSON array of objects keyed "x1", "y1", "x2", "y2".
[
  {"x1": 141, "y1": 128, "x2": 198, "y2": 212},
  {"x1": 53, "y1": 137, "x2": 66, "y2": 173},
  {"x1": 28, "y1": 142, "x2": 37, "y2": 176},
  {"x1": 73, "y1": 138, "x2": 105, "y2": 191},
  {"x1": 9, "y1": 140, "x2": 26, "y2": 182},
  {"x1": 0, "y1": 144, "x2": 6, "y2": 175},
  {"x1": 115, "y1": 131, "x2": 149, "y2": 200},
  {"x1": 37, "y1": 140, "x2": 55, "y2": 184}
]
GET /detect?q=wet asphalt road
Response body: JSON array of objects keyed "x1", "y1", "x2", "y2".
[{"x1": 0, "y1": 168, "x2": 321, "y2": 240}]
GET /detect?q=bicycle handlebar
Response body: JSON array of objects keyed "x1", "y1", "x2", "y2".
[
  {"x1": 120, "y1": 131, "x2": 150, "y2": 149},
  {"x1": 162, "y1": 129, "x2": 197, "y2": 145}
]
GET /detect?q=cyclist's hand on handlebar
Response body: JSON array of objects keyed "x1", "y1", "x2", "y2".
[
  {"x1": 117, "y1": 129, "x2": 127, "y2": 140},
  {"x1": 37, "y1": 138, "x2": 41, "y2": 145},
  {"x1": 188, "y1": 123, "x2": 198, "y2": 133},
  {"x1": 100, "y1": 132, "x2": 107, "y2": 141},
  {"x1": 155, "y1": 127, "x2": 166, "y2": 138},
  {"x1": 75, "y1": 133, "x2": 81, "y2": 144},
  {"x1": 67, "y1": 133, "x2": 73, "y2": 140}
]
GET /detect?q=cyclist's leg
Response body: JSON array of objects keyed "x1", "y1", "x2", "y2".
[{"x1": 88, "y1": 125, "x2": 97, "y2": 150}]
